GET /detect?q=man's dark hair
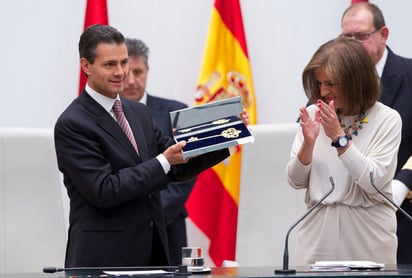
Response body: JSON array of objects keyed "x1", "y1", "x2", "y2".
[
  {"x1": 79, "y1": 24, "x2": 125, "y2": 64},
  {"x1": 125, "y1": 38, "x2": 150, "y2": 68}
]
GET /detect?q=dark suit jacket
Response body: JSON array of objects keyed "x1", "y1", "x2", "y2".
[
  {"x1": 54, "y1": 91, "x2": 229, "y2": 267},
  {"x1": 382, "y1": 47, "x2": 412, "y2": 264},
  {"x1": 146, "y1": 94, "x2": 197, "y2": 265}
]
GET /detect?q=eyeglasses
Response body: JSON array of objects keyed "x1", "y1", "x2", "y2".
[{"x1": 340, "y1": 29, "x2": 379, "y2": 42}]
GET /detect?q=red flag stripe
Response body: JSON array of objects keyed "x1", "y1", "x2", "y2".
[
  {"x1": 186, "y1": 169, "x2": 238, "y2": 265},
  {"x1": 188, "y1": 0, "x2": 255, "y2": 266},
  {"x1": 84, "y1": 0, "x2": 108, "y2": 28},
  {"x1": 214, "y1": 0, "x2": 249, "y2": 58},
  {"x1": 79, "y1": 0, "x2": 109, "y2": 95}
]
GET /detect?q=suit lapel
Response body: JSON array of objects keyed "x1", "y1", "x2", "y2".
[
  {"x1": 380, "y1": 48, "x2": 403, "y2": 106},
  {"x1": 79, "y1": 92, "x2": 141, "y2": 163},
  {"x1": 147, "y1": 95, "x2": 163, "y2": 111},
  {"x1": 147, "y1": 95, "x2": 170, "y2": 134}
]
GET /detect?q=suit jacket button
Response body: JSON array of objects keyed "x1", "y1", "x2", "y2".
[
  {"x1": 149, "y1": 220, "x2": 154, "y2": 227},
  {"x1": 148, "y1": 193, "x2": 152, "y2": 199}
]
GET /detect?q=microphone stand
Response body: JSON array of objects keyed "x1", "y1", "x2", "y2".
[
  {"x1": 43, "y1": 265, "x2": 179, "y2": 273},
  {"x1": 369, "y1": 172, "x2": 412, "y2": 222},
  {"x1": 274, "y1": 177, "x2": 335, "y2": 274}
]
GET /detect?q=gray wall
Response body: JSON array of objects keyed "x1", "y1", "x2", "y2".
[{"x1": 1, "y1": 0, "x2": 411, "y2": 128}]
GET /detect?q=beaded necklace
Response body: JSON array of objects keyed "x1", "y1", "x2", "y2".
[{"x1": 338, "y1": 109, "x2": 368, "y2": 139}]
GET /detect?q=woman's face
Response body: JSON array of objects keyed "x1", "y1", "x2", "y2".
[{"x1": 315, "y1": 69, "x2": 343, "y2": 111}]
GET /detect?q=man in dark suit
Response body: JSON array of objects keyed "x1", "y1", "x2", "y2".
[
  {"x1": 341, "y1": 3, "x2": 412, "y2": 264},
  {"x1": 54, "y1": 24, "x2": 232, "y2": 268},
  {"x1": 120, "y1": 38, "x2": 196, "y2": 266}
]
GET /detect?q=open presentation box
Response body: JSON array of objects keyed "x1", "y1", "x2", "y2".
[{"x1": 170, "y1": 96, "x2": 254, "y2": 159}]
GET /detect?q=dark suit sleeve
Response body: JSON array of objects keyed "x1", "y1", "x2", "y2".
[
  {"x1": 54, "y1": 106, "x2": 171, "y2": 209},
  {"x1": 170, "y1": 148, "x2": 230, "y2": 182},
  {"x1": 146, "y1": 96, "x2": 230, "y2": 182},
  {"x1": 160, "y1": 177, "x2": 197, "y2": 224},
  {"x1": 147, "y1": 95, "x2": 198, "y2": 223},
  {"x1": 382, "y1": 49, "x2": 412, "y2": 191},
  {"x1": 397, "y1": 169, "x2": 412, "y2": 191}
]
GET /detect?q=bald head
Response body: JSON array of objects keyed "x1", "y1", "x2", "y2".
[{"x1": 341, "y1": 2, "x2": 388, "y2": 65}]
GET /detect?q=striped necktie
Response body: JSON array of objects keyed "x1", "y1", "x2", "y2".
[{"x1": 112, "y1": 99, "x2": 139, "y2": 154}]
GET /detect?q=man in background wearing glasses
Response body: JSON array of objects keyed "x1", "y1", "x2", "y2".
[{"x1": 341, "y1": 2, "x2": 412, "y2": 264}]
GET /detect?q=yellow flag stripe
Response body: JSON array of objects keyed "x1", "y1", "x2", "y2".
[
  {"x1": 196, "y1": 6, "x2": 257, "y2": 205},
  {"x1": 198, "y1": 8, "x2": 257, "y2": 124},
  {"x1": 213, "y1": 149, "x2": 242, "y2": 204}
]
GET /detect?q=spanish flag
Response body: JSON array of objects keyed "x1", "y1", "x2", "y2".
[
  {"x1": 78, "y1": 0, "x2": 109, "y2": 95},
  {"x1": 186, "y1": 0, "x2": 256, "y2": 266}
]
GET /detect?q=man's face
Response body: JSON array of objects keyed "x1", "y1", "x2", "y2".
[
  {"x1": 81, "y1": 43, "x2": 129, "y2": 99},
  {"x1": 122, "y1": 56, "x2": 149, "y2": 101},
  {"x1": 341, "y1": 8, "x2": 388, "y2": 65}
]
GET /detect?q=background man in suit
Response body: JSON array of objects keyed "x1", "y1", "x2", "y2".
[
  {"x1": 54, "y1": 24, "x2": 233, "y2": 268},
  {"x1": 120, "y1": 37, "x2": 197, "y2": 266},
  {"x1": 341, "y1": 2, "x2": 412, "y2": 263}
]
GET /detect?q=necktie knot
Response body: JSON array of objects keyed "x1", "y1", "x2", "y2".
[{"x1": 113, "y1": 99, "x2": 123, "y2": 114}]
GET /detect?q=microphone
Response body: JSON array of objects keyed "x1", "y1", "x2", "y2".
[
  {"x1": 274, "y1": 176, "x2": 335, "y2": 274},
  {"x1": 369, "y1": 172, "x2": 412, "y2": 222},
  {"x1": 43, "y1": 265, "x2": 179, "y2": 274}
]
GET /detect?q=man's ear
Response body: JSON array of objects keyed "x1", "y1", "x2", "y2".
[
  {"x1": 80, "y1": 57, "x2": 91, "y2": 76},
  {"x1": 380, "y1": 26, "x2": 389, "y2": 42}
]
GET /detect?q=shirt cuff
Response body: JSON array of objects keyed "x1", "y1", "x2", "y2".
[
  {"x1": 392, "y1": 179, "x2": 409, "y2": 206},
  {"x1": 156, "y1": 154, "x2": 171, "y2": 174}
]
